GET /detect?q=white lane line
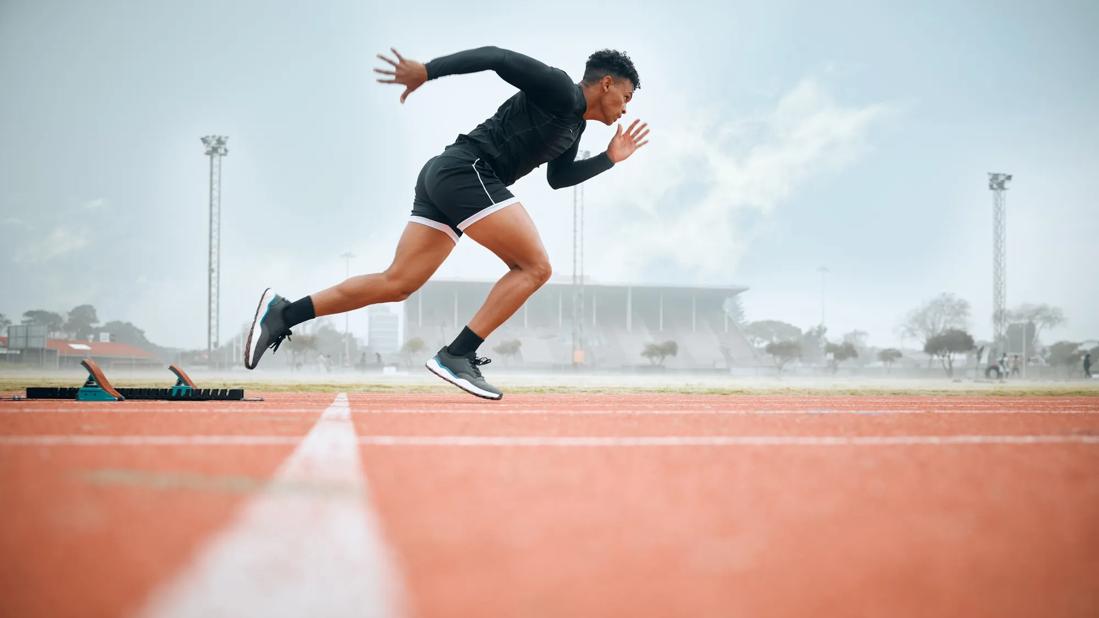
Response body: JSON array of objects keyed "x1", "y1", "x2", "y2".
[
  {"x1": 137, "y1": 393, "x2": 405, "y2": 618},
  {"x1": 0, "y1": 408, "x2": 323, "y2": 414},
  {"x1": 356, "y1": 435, "x2": 1099, "y2": 446},
  {"x1": 0, "y1": 436, "x2": 302, "y2": 445},
  {"x1": 348, "y1": 408, "x2": 1099, "y2": 416},
  {"x1": 5, "y1": 434, "x2": 1097, "y2": 447},
  {"x1": 3, "y1": 407, "x2": 1096, "y2": 417}
]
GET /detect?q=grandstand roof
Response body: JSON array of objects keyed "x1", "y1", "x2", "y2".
[{"x1": 428, "y1": 277, "x2": 749, "y2": 294}]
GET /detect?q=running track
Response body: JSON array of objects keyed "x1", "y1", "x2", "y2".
[{"x1": 1, "y1": 392, "x2": 1097, "y2": 617}]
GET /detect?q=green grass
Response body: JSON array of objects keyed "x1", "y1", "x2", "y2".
[{"x1": 3, "y1": 376, "x2": 1098, "y2": 397}]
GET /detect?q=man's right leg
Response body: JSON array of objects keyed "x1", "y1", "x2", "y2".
[
  {"x1": 245, "y1": 222, "x2": 455, "y2": 369},
  {"x1": 310, "y1": 222, "x2": 455, "y2": 315}
]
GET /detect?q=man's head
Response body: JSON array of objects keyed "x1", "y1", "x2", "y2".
[{"x1": 580, "y1": 49, "x2": 640, "y2": 125}]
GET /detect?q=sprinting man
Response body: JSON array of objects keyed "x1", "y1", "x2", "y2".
[{"x1": 244, "y1": 46, "x2": 649, "y2": 400}]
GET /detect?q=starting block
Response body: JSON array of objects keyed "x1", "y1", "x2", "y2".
[{"x1": 24, "y1": 358, "x2": 247, "y2": 401}]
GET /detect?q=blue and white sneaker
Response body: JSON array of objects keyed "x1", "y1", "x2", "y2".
[
  {"x1": 425, "y1": 346, "x2": 503, "y2": 400},
  {"x1": 244, "y1": 288, "x2": 293, "y2": 370}
]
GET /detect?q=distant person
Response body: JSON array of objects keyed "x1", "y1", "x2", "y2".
[
  {"x1": 1010, "y1": 354, "x2": 1021, "y2": 377},
  {"x1": 375, "y1": 352, "x2": 383, "y2": 367},
  {"x1": 243, "y1": 46, "x2": 648, "y2": 401},
  {"x1": 999, "y1": 353, "x2": 1009, "y2": 378},
  {"x1": 1085, "y1": 352, "x2": 1092, "y2": 379}
]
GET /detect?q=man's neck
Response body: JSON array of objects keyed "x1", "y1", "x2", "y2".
[{"x1": 579, "y1": 82, "x2": 603, "y2": 122}]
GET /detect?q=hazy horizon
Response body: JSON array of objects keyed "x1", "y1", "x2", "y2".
[{"x1": 3, "y1": 0, "x2": 1097, "y2": 351}]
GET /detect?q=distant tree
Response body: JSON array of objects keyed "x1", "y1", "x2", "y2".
[
  {"x1": 743, "y1": 320, "x2": 801, "y2": 349},
  {"x1": 661, "y1": 340, "x2": 678, "y2": 358},
  {"x1": 1046, "y1": 341, "x2": 1083, "y2": 376},
  {"x1": 843, "y1": 330, "x2": 869, "y2": 349},
  {"x1": 824, "y1": 341, "x2": 858, "y2": 374},
  {"x1": 878, "y1": 348, "x2": 903, "y2": 372},
  {"x1": 401, "y1": 337, "x2": 426, "y2": 367},
  {"x1": 64, "y1": 304, "x2": 99, "y2": 339},
  {"x1": 900, "y1": 293, "x2": 970, "y2": 347},
  {"x1": 288, "y1": 334, "x2": 317, "y2": 370},
  {"x1": 800, "y1": 324, "x2": 828, "y2": 364},
  {"x1": 764, "y1": 340, "x2": 801, "y2": 373},
  {"x1": 641, "y1": 340, "x2": 678, "y2": 367},
  {"x1": 923, "y1": 329, "x2": 975, "y2": 377},
  {"x1": 1007, "y1": 303, "x2": 1066, "y2": 351},
  {"x1": 306, "y1": 320, "x2": 359, "y2": 365},
  {"x1": 0, "y1": 313, "x2": 10, "y2": 330},
  {"x1": 100, "y1": 320, "x2": 154, "y2": 349},
  {"x1": 721, "y1": 296, "x2": 746, "y2": 326},
  {"x1": 22, "y1": 310, "x2": 64, "y2": 334},
  {"x1": 492, "y1": 339, "x2": 523, "y2": 365}
]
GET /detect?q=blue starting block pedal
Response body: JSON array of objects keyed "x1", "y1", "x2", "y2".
[{"x1": 24, "y1": 359, "x2": 248, "y2": 401}]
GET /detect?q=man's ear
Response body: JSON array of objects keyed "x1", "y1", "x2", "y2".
[{"x1": 602, "y1": 75, "x2": 614, "y2": 91}]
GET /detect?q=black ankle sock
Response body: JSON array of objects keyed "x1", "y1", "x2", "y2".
[
  {"x1": 282, "y1": 296, "x2": 315, "y2": 329},
  {"x1": 447, "y1": 326, "x2": 484, "y2": 357}
]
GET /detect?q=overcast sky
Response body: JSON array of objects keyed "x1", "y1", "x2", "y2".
[{"x1": 2, "y1": 0, "x2": 1097, "y2": 350}]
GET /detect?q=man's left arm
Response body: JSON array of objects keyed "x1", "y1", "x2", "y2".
[{"x1": 546, "y1": 119, "x2": 651, "y2": 190}]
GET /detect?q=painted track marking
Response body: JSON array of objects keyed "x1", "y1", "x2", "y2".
[
  {"x1": 3, "y1": 434, "x2": 1097, "y2": 447},
  {"x1": 136, "y1": 393, "x2": 404, "y2": 618}
]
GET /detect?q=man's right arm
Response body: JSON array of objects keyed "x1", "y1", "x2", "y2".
[{"x1": 425, "y1": 46, "x2": 576, "y2": 112}]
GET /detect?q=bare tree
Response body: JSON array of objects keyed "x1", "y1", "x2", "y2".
[
  {"x1": 1007, "y1": 303, "x2": 1066, "y2": 351},
  {"x1": 900, "y1": 293, "x2": 971, "y2": 344}
]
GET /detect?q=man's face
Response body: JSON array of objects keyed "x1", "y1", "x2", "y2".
[{"x1": 600, "y1": 76, "x2": 635, "y2": 125}]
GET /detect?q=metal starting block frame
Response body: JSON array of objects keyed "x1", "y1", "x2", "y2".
[{"x1": 24, "y1": 359, "x2": 247, "y2": 401}]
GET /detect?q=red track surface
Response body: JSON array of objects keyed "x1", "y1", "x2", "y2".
[{"x1": 2, "y1": 392, "x2": 1097, "y2": 617}]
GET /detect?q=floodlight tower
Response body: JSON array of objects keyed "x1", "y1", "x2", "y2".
[
  {"x1": 988, "y1": 172, "x2": 1012, "y2": 353},
  {"x1": 571, "y1": 150, "x2": 590, "y2": 366},
  {"x1": 340, "y1": 251, "x2": 355, "y2": 368},
  {"x1": 202, "y1": 135, "x2": 228, "y2": 362}
]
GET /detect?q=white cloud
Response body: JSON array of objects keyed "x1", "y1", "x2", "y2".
[
  {"x1": 589, "y1": 78, "x2": 894, "y2": 283},
  {"x1": 13, "y1": 224, "x2": 92, "y2": 263}
]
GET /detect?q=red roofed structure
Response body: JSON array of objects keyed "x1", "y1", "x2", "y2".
[{"x1": 0, "y1": 336, "x2": 160, "y2": 369}]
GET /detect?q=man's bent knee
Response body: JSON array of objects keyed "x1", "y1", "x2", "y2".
[
  {"x1": 525, "y1": 260, "x2": 552, "y2": 287},
  {"x1": 382, "y1": 271, "x2": 423, "y2": 301}
]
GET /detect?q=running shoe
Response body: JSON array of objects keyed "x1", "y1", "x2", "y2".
[
  {"x1": 244, "y1": 288, "x2": 293, "y2": 370},
  {"x1": 425, "y1": 346, "x2": 503, "y2": 400}
]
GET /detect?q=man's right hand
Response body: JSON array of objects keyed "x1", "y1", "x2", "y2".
[{"x1": 375, "y1": 48, "x2": 427, "y2": 104}]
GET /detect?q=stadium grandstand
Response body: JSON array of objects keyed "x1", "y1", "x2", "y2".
[{"x1": 403, "y1": 279, "x2": 755, "y2": 370}]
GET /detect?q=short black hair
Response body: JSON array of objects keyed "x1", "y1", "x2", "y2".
[{"x1": 582, "y1": 49, "x2": 640, "y2": 90}]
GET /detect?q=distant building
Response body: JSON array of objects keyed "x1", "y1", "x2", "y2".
[
  {"x1": 403, "y1": 278, "x2": 753, "y2": 369},
  {"x1": 367, "y1": 305, "x2": 400, "y2": 354},
  {"x1": 0, "y1": 333, "x2": 159, "y2": 369}
]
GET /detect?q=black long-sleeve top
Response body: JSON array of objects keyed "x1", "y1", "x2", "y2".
[{"x1": 425, "y1": 46, "x2": 615, "y2": 189}]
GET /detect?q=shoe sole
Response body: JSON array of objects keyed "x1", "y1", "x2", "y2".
[
  {"x1": 244, "y1": 288, "x2": 275, "y2": 370},
  {"x1": 425, "y1": 357, "x2": 503, "y2": 400}
]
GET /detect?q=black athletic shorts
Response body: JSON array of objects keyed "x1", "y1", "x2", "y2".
[{"x1": 410, "y1": 145, "x2": 520, "y2": 244}]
